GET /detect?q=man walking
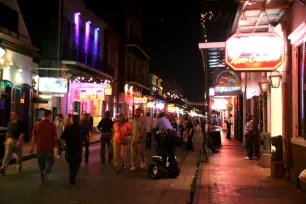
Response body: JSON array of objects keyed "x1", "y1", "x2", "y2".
[
  {"x1": 130, "y1": 108, "x2": 147, "y2": 171},
  {"x1": 0, "y1": 111, "x2": 25, "y2": 176},
  {"x1": 244, "y1": 113, "x2": 255, "y2": 160},
  {"x1": 30, "y1": 110, "x2": 58, "y2": 182},
  {"x1": 226, "y1": 114, "x2": 232, "y2": 139},
  {"x1": 98, "y1": 111, "x2": 114, "y2": 164},
  {"x1": 144, "y1": 112, "x2": 153, "y2": 149},
  {"x1": 61, "y1": 115, "x2": 85, "y2": 184},
  {"x1": 54, "y1": 113, "x2": 64, "y2": 159}
]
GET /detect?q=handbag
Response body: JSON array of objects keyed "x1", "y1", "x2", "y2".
[{"x1": 119, "y1": 123, "x2": 129, "y2": 146}]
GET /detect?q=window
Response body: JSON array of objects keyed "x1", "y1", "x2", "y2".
[{"x1": 298, "y1": 42, "x2": 306, "y2": 139}]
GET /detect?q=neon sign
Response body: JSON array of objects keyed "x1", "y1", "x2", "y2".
[
  {"x1": 79, "y1": 88, "x2": 104, "y2": 100},
  {"x1": 38, "y1": 77, "x2": 68, "y2": 93},
  {"x1": 134, "y1": 96, "x2": 147, "y2": 104},
  {"x1": 215, "y1": 86, "x2": 241, "y2": 93},
  {"x1": 225, "y1": 32, "x2": 285, "y2": 71}
]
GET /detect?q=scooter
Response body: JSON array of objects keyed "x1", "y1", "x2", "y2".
[{"x1": 148, "y1": 129, "x2": 181, "y2": 179}]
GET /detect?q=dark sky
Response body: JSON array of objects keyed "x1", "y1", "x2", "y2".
[{"x1": 139, "y1": 0, "x2": 237, "y2": 102}]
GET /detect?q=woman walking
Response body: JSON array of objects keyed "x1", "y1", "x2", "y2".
[
  {"x1": 54, "y1": 114, "x2": 64, "y2": 159},
  {"x1": 113, "y1": 113, "x2": 131, "y2": 173}
]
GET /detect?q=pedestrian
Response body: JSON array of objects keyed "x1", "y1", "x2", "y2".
[
  {"x1": 112, "y1": 113, "x2": 131, "y2": 173},
  {"x1": 244, "y1": 113, "x2": 255, "y2": 160},
  {"x1": 0, "y1": 111, "x2": 25, "y2": 176},
  {"x1": 97, "y1": 111, "x2": 114, "y2": 164},
  {"x1": 226, "y1": 114, "x2": 233, "y2": 139},
  {"x1": 30, "y1": 110, "x2": 58, "y2": 182},
  {"x1": 130, "y1": 108, "x2": 147, "y2": 171},
  {"x1": 61, "y1": 114, "x2": 85, "y2": 184},
  {"x1": 54, "y1": 113, "x2": 64, "y2": 159},
  {"x1": 185, "y1": 116, "x2": 195, "y2": 151},
  {"x1": 80, "y1": 114, "x2": 92, "y2": 163},
  {"x1": 144, "y1": 112, "x2": 153, "y2": 149}
]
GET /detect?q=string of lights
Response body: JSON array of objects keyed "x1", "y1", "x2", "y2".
[
  {"x1": 69, "y1": 76, "x2": 111, "y2": 85},
  {"x1": 201, "y1": 11, "x2": 214, "y2": 42}
]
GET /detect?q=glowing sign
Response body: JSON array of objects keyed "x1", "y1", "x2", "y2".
[
  {"x1": 134, "y1": 96, "x2": 147, "y2": 104},
  {"x1": 79, "y1": 88, "x2": 104, "y2": 100},
  {"x1": 209, "y1": 88, "x2": 215, "y2": 96},
  {"x1": 225, "y1": 32, "x2": 285, "y2": 71},
  {"x1": 38, "y1": 77, "x2": 68, "y2": 93},
  {"x1": 215, "y1": 86, "x2": 241, "y2": 93},
  {"x1": 167, "y1": 104, "x2": 175, "y2": 113},
  {"x1": 105, "y1": 86, "x2": 112, "y2": 95},
  {"x1": 211, "y1": 99, "x2": 228, "y2": 110}
]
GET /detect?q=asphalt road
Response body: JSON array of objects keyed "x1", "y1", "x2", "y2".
[{"x1": 0, "y1": 133, "x2": 201, "y2": 204}]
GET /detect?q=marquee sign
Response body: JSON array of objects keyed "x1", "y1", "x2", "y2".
[
  {"x1": 38, "y1": 77, "x2": 68, "y2": 93},
  {"x1": 225, "y1": 32, "x2": 285, "y2": 71},
  {"x1": 133, "y1": 96, "x2": 147, "y2": 104},
  {"x1": 79, "y1": 88, "x2": 105, "y2": 100}
]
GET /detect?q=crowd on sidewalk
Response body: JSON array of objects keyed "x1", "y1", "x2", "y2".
[{"x1": 0, "y1": 109, "x2": 202, "y2": 185}]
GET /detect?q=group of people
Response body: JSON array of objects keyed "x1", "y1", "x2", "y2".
[{"x1": 1, "y1": 108, "x2": 197, "y2": 184}]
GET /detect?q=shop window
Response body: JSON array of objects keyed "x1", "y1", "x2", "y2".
[{"x1": 298, "y1": 42, "x2": 306, "y2": 139}]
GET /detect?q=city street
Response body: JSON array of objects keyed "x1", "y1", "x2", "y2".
[{"x1": 0, "y1": 133, "x2": 201, "y2": 204}]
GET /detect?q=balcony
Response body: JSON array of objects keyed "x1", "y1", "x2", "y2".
[
  {"x1": 126, "y1": 74, "x2": 149, "y2": 90},
  {"x1": 127, "y1": 35, "x2": 150, "y2": 60},
  {"x1": 63, "y1": 42, "x2": 113, "y2": 77},
  {"x1": 0, "y1": 26, "x2": 30, "y2": 44}
]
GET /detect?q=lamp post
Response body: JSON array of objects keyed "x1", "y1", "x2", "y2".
[
  {"x1": 269, "y1": 70, "x2": 282, "y2": 88},
  {"x1": 258, "y1": 76, "x2": 269, "y2": 133}
]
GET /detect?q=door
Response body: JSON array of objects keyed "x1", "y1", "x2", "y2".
[
  {"x1": 73, "y1": 101, "x2": 81, "y2": 116},
  {"x1": 253, "y1": 96, "x2": 260, "y2": 157}
]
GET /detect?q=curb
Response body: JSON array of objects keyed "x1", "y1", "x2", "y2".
[
  {"x1": 189, "y1": 151, "x2": 202, "y2": 204},
  {"x1": 0, "y1": 139, "x2": 101, "y2": 166}
]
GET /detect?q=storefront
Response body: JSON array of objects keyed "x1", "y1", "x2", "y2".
[
  {"x1": 166, "y1": 103, "x2": 184, "y2": 117},
  {"x1": 146, "y1": 99, "x2": 165, "y2": 117}
]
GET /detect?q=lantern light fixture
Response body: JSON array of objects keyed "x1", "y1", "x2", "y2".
[
  {"x1": 269, "y1": 70, "x2": 282, "y2": 88},
  {"x1": 258, "y1": 76, "x2": 270, "y2": 93}
]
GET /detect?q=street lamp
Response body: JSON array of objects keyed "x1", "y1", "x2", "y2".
[
  {"x1": 0, "y1": 45, "x2": 6, "y2": 59},
  {"x1": 269, "y1": 70, "x2": 282, "y2": 88},
  {"x1": 258, "y1": 76, "x2": 270, "y2": 93}
]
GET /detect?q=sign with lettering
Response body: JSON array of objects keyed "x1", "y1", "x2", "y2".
[
  {"x1": 133, "y1": 96, "x2": 147, "y2": 104},
  {"x1": 105, "y1": 86, "x2": 112, "y2": 95},
  {"x1": 79, "y1": 88, "x2": 104, "y2": 100},
  {"x1": 225, "y1": 32, "x2": 285, "y2": 71},
  {"x1": 38, "y1": 77, "x2": 68, "y2": 93},
  {"x1": 214, "y1": 70, "x2": 242, "y2": 96}
]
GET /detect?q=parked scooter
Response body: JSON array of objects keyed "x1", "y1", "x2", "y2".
[{"x1": 148, "y1": 129, "x2": 180, "y2": 179}]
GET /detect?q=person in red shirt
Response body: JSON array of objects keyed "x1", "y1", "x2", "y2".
[{"x1": 30, "y1": 110, "x2": 58, "y2": 182}]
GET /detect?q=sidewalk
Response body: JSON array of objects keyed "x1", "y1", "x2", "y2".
[
  {"x1": 194, "y1": 131, "x2": 306, "y2": 204},
  {"x1": 0, "y1": 133, "x2": 101, "y2": 166}
]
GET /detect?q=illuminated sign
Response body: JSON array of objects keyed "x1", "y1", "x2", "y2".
[
  {"x1": 214, "y1": 70, "x2": 242, "y2": 96},
  {"x1": 209, "y1": 88, "x2": 215, "y2": 96},
  {"x1": 38, "y1": 77, "x2": 68, "y2": 93},
  {"x1": 156, "y1": 102, "x2": 165, "y2": 109},
  {"x1": 147, "y1": 102, "x2": 154, "y2": 108},
  {"x1": 0, "y1": 46, "x2": 6, "y2": 58},
  {"x1": 105, "y1": 86, "x2": 112, "y2": 95},
  {"x1": 211, "y1": 99, "x2": 228, "y2": 110},
  {"x1": 79, "y1": 88, "x2": 104, "y2": 100},
  {"x1": 167, "y1": 104, "x2": 175, "y2": 113},
  {"x1": 134, "y1": 96, "x2": 147, "y2": 104},
  {"x1": 225, "y1": 32, "x2": 285, "y2": 71}
]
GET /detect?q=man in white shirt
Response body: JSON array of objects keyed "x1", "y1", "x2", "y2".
[{"x1": 144, "y1": 112, "x2": 153, "y2": 149}]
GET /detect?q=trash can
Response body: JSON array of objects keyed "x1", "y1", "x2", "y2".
[
  {"x1": 271, "y1": 135, "x2": 283, "y2": 161},
  {"x1": 0, "y1": 127, "x2": 7, "y2": 159}
]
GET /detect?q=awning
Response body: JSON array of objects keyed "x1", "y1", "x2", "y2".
[{"x1": 33, "y1": 94, "x2": 48, "y2": 104}]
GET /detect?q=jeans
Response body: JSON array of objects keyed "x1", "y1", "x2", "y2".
[
  {"x1": 131, "y1": 140, "x2": 146, "y2": 167},
  {"x1": 0, "y1": 138, "x2": 23, "y2": 171},
  {"x1": 84, "y1": 138, "x2": 89, "y2": 162},
  {"x1": 65, "y1": 152, "x2": 82, "y2": 180},
  {"x1": 246, "y1": 134, "x2": 255, "y2": 158},
  {"x1": 100, "y1": 132, "x2": 113, "y2": 162},
  {"x1": 37, "y1": 152, "x2": 55, "y2": 175}
]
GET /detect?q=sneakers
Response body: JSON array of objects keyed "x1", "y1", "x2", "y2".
[
  {"x1": 0, "y1": 169, "x2": 5, "y2": 176},
  {"x1": 130, "y1": 166, "x2": 137, "y2": 171},
  {"x1": 56, "y1": 155, "x2": 61, "y2": 159},
  {"x1": 244, "y1": 156, "x2": 251, "y2": 160}
]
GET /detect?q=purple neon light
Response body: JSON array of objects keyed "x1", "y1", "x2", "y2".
[
  {"x1": 74, "y1": 12, "x2": 80, "y2": 52},
  {"x1": 93, "y1": 28, "x2": 99, "y2": 65}
]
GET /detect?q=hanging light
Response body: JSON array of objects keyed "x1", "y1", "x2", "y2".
[
  {"x1": 258, "y1": 76, "x2": 270, "y2": 93},
  {"x1": 269, "y1": 70, "x2": 282, "y2": 88}
]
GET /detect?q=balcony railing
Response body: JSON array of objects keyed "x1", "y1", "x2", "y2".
[
  {"x1": 63, "y1": 42, "x2": 114, "y2": 77},
  {"x1": 0, "y1": 26, "x2": 30, "y2": 44},
  {"x1": 127, "y1": 74, "x2": 149, "y2": 87}
]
